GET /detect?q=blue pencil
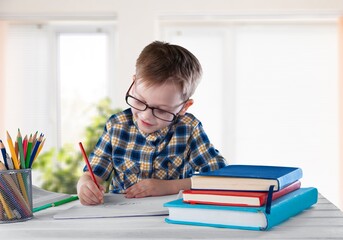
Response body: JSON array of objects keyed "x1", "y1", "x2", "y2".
[
  {"x1": 0, "y1": 140, "x2": 8, "y2": 170},
  {"x1": 28, "y1": 134, "x2": 42, "y2": 168}
]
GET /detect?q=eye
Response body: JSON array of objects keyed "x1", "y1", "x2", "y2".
[
  {"x1": 154, "y1": 109, "x2": 170, "y2": 116},
  {"x1": 153, "y1": 108, "x2": 175, "y2": 121}
]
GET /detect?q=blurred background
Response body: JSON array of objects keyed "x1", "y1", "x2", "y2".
[{"x1": 0, "y1": 0, "x2": 342, "y2": 210}]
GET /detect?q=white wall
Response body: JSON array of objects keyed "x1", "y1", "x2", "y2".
[
  {"x1": 1, "y1": 0, "x2": 343, "y2": 108},
  {"x1": 0, "y1": 0, "x2": 342, "y2": 209}
]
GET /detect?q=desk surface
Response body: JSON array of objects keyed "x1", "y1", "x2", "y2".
[{"x1": 1, "y1": 194, "x2": 342, "y2": 240}]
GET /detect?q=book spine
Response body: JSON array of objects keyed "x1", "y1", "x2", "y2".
[{"x1": 264, "y1": 187, "x2": 318, "y2": 230}]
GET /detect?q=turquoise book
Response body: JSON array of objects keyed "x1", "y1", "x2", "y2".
[
  {"x1": 164, "y1": 187, "x2": 318, "y2": 231},
  {"x1": 191, "y1": 164, "x2": 303, "y2": 191}
]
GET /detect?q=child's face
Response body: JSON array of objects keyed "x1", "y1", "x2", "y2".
[{"x1": 129, "y1": 79, "x2": 186, "y2": 134}]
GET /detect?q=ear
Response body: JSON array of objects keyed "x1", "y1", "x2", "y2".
[
  {"x1": 132, "y1": 74, "x2": 136, "y2": 81},
  {"x1": 179, "y1": 99, "x2": 194, "y2": 116}
]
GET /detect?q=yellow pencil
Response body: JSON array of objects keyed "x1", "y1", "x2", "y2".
[
  {"x1": 0, "y1": 192, "x2": 14, "y2": 220},
  {"x1": 0, "y1": 198, "x2": 3, "y2": 220},
  {"x1": 6, "y1": 131, "x2": 20, "y2": 170}
]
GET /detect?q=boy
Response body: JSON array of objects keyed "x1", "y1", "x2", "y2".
[{"x1": 77, "y1": 41, "x2": 227, "y2": 205}]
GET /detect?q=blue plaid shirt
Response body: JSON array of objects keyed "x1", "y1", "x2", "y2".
[{"x1": 85, "y1": 108, "x2": 227, "y2": 193}]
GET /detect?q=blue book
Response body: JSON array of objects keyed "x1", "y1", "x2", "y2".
[
  {"x1": 191, "y1": 165, "x2": 303, "y2": 191},
  {"x1": 164, "y1": 187, "x2": 318, "y2": 231}
]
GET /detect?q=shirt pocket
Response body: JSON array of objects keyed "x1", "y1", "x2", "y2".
[
  {"x1": 113, "y1": 157, "x2": 140, "y2": 188},
  {"x1": 153, "y1": 155, "x2": 184, "y2": 180}
]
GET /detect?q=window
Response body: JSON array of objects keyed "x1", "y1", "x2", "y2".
[
  {"x1": 58, "y1": 33, "x2": 109, "y2": 146},
  {"x1": 4, "y1": 21, "x2": 116, "y2": 150},
  {"x1": 161, "y1": 19, "x2": 339, "y2": 206}
]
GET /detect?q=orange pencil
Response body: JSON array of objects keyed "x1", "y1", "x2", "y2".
[{"x1": 14, "y1": 141, "x2": 19, "y2": 162}]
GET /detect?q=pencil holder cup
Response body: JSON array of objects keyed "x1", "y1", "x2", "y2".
[{"x1": 0, "y1": 169, "x2": 33, "y2": 223}]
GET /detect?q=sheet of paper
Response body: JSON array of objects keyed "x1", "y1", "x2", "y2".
[
  {"x1": 53, "y1": 193, "x2": 179, "y2": 219},
  {"x1": 32, "y1": 185, "x2": 73, "y2": 208}
]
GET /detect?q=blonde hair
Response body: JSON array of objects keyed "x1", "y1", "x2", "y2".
[{"x1": 135, "y1": 41, "x2": 202, "y2": 100}]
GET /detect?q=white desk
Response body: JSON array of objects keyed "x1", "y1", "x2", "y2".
[{"x1": 1, "y1": 194, "x2": 342, "y2": 240}]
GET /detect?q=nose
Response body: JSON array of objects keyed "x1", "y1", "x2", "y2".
[{"x1": 139, "y1": 107, "x2": 155, "y2": 121}]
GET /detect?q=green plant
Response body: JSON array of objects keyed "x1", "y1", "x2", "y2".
[{"x1": 33, "y1": 98, "x2": 122, "y2": 194}]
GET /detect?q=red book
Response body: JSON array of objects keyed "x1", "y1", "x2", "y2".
[{"x1": 183, "y1": 181, "x2": 301, "y2": 207}]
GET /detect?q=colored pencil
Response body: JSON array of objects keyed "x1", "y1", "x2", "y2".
[
  {"x1": 25, "y1": 134, "x2": 33, "y2": 169},
  {"x1": 5, "y1": 132, "x2": 29, "y2": 203},
  {"x1": 0, "y1": 130, "x2": 46, "y2": 221},
  {"x1": 31, "y1": 131, "x2": 38, "y2": 149},
  {"x1": 0, "y1": 165, "x2": 31, "y2": 217},
  {"x1": 23, "y1": 135, "x2": 28, "y2": 160},
  {"x1": 17, "y1": 129, "x2": 26, "y2": 169},
  {"x1": 33, "y1": 137, "x2": 45, "y2": 162},
  {"x1": 29, "y1": 134, "x2": 42, "y2": 168},
  {"x1": 33, "y1": 195, "x2": 79, "y2": 213},
  {"x1": 0, "y1": 190, "x2": 14, "y2": 220},
  {"x1": 6, "y1": 153, "x2": 14, "y2": 170},
  {"x1": 79, "y1": 142, "x2": 100, "y2": 189},
  {"x1": 6, "y1": 131, "x2": 20, "y2": 170},
  {"x1": 0, "y1": 162, "x2": 19, "y2": 219},
  {"x1": 0, "y1": 140, "x2": 8, "y2": 170}
]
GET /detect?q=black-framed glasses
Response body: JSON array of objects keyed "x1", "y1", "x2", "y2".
[{"x1": 125, "y1": 81, "x2": 187, "y2": 122}]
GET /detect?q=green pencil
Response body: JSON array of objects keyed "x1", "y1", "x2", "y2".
[
  {"x1": 25, "y1": 134, "x2": 33, "y2": 169},
  {"x1": 17, "y1": 129, "x2": 25, "y2": 169},
  {"x1": 33, "y1": 195, "x2": 79, "y2": 213}
]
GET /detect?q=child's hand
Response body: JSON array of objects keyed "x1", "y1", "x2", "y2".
[
  {"x1": 124, "y1": 179, "x2": 173, "y2": 198},
  {"x1": 77, "y1": 173, "x2": 105, "y2": 205}
]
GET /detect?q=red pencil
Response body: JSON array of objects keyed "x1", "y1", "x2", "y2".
[
  {"x1": 78, "y1": 142, "x2": 100, "y2": 189},
  {"x1": 23, "y1": 135, "x2": 28, "y2": 160}
]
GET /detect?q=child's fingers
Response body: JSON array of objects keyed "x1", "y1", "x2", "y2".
[
  {"x1": 124, "y1": 183, "x2": 149, "y2": 198},
  {"x1": 99, "y1": 184, "x2": 106, "y2": 193},
  {"x1": 79, "y1": 181, "x2": 104, "y2": 205}
]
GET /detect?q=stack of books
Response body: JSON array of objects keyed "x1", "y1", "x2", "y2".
[{"x1": 164, "y1": 165, "x2": 318, "y2": 231}]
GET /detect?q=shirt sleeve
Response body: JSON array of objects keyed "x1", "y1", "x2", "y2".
[
  {"x1": 83, "y1": 120, "x2": 114, "y2": 181},
  {"x1": 188, "y1": 122, "x2": 227, "y2": 173}
]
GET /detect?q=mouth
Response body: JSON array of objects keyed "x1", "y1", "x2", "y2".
[{"x1": 140, "y1": 119, "x2": 153, "y2": 127}]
